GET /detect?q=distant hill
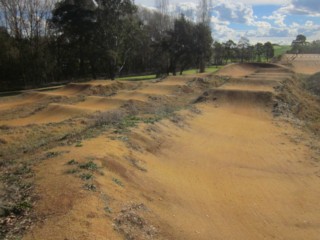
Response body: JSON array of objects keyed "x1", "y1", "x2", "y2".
[{"x1": 273, "y1": 45, "x2": 291, "y2": 57}]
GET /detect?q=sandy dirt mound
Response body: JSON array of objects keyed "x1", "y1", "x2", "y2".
[
  {"x1": 111, "y1": 91, "x2": 151, "y2": 101},
  {"x1": 74, "y1": 96, "x2": 127, "y2": 111},
  {"x1": 196, "y1": 88, "x2": 274, "y2": 108},
  {"x1": 197, "y1": 63, "x2": 294, "y2": 109},
  {"x1": 1, "y1": 104, "x2": 93, "y2": 126},
  {"x1": 281, "y1": 54, "x2": 320, "y2": 75},
  {"x1": 47, "y1": 83, "x2": 93, "y2": 96},
  {"x1": 216, "y1": 62, "x2": 291, "y2": 78},
  {"x1": 0, "y1": 92, "x2": 53, "y2": 111},
  {"x1": 216, "y1": 63, "x2": 259, "y2": 77},
  {"x1": 135, "y1": 84, "x2": 181, "y2": 95},
  {"x1": 40, "y1": 81, "x2": 138, "y2": 97}
]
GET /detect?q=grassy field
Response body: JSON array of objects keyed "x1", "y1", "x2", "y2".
[
  {"x1": 274, "y1": 45, "x2": 291, "y2": 57},
  {"x1": 117, "y1": 74, "x2": 156, "y2": 81},
  {"x1": 117, "y1": 66, "x2": 221, "y2": 81}
]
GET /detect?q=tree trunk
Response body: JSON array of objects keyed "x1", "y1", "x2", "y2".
[{"x1": 199, "y1": 57, "x2": 205, "y2": 73}]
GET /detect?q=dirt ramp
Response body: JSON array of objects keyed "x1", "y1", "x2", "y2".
[
  {"x1": 217, "y1": 62, "x2": 289, "y2": 78},
  {"x1": 195, "y1": 89, "x2": 274, "y2": 107},
  {"x1": 112, "y1": 91, "x2": 150, "y2": 101},
  {"x1": 50, "y1": 83, "x2": 92, "y2": 96},
  {"x1": 75, "y1": 96, "x2": 126, "y2": 111},
  {"x1": 44, "y1": 81, "x2": 138, "y2": 97},
  {"x1": 228, "y1": 78, "x2": 281, "y2": 87},
  {"x1": 281, "y1": 54, "x2": 320, "y2": 75},
  {"x1": 0, "y1": 92, "x2": 56, "y2": 111},
  {"x1": 217, "y1": 63, "x2": 258, "y2": 77},
  {"x1": 2, "y1": 103, "x2": 91, "y2": 126}
]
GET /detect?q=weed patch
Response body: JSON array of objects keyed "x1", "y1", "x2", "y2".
[
  {"x1": 65, "y1": 168, "x2": 80, "y2": 174},
  {"x1": 92, "y1": 109, "x2": 126, "y2": 127},
  {"x1": 45, "y1": 151, "x2": 60, "y2": 159},
  {"x1": 104, "y1": 206, "x2": 112, "y2": 213},
  {"x1": 79, "y1": 161, "x2": 98, "y2": 171},
  {"x1": 80, "y1": 173, "x2": 93, "y2": 181},
  {"x1": 83, "y1": 183, "x2": 96, "y2": 191},
  {"x1": 66, "y1": 159, "x2": 78, "y2": 165},
  {"x1": 75, "y1": 142, "x2": 83, "y2": 147},
  {"x1": 112, "y1": 177, "x2": 124, "y2": 187},
  {"x1": 10, "y1": 201, "x2": 33, "y2": 216},
  {"x1": 114, "y1": 203, "x2": 157, "y2": 239}
]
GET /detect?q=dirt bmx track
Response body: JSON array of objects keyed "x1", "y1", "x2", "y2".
[{"x1": 1, "y1": 58, "x2": 320, "y2": 239}]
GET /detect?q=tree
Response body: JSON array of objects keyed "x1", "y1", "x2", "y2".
[
  {"x1": 255, "y1": 43, "x2": 264, "y2": 62},
  {"x1": 155, "y1": 0, "x2": 169, "y2": 15},
  {"x1": 194, "y1": 22, "x2": 213, "y2": 72},
  {"x1": 0, "y1": 0, "x2": 57, "y2": 89},
  {"x1": 154, "y1": 0, "x2": 171, "y2": 33},
  {"x1": 197, "y1": 0, "x2": 212, "y2": 25},
  {"x1": 264, "y1": 42, "x2": 274, "y2": 61},
  {"x1": 166, "y1": 15, "x2": 195, "y2": 75},
  {"x1": 237, "y1": 37, "x2": 250, "y2": 62},
  {"x1": 212, "y1": 41, "x2": 224, "y2": 65},
  {"x1": 296, "y1": 34, "x2": 307, "y2": 44},
  {"x1": 0, "y1": 0, "x2": 55, "y2": 39},
  {"x1": 224, "y1": 39, "x2": 236, "y2": 63},
  {"x1": 51, "y1": 0, "x2": 139, "y2": 80},
  {"x1": 291, "y1": 34, "x2": 307, "y2": 54},
  {"x1": 0, "y1": 27, "x2": 20, "y2": 90},
  {"x1": 95, "y1": 0, "x2": 139, "y2": 79},
  {"x1": 51, "y1": 0, "x2": 98, "y2": 78}
]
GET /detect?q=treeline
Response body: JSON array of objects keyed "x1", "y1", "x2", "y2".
[
  {"x1": 0, "y1": 0, "x2": 212, "y2": 91},
  {"x1": 212, "y1": 38, "x2": 274, "y2": 65},
  {"x1": 0, "y1": 0, "x2": 274, "y2": 92},
  {"x1": 290, "y1": 35, "x2": 320, "y2": 54}
]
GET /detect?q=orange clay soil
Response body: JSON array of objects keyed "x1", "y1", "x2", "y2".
[
  {"x1": 22, "y1": 102, "x2": 320, "y2": 240},
  {"x1": 1, "y1": 62, "x2": 320, "y2": 240}
]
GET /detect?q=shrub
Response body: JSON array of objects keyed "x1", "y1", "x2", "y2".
[{"x1": 79, "y1": 161, "x2": 98, "y2": 171}]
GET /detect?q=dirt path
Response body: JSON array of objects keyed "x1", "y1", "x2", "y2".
[
  {"x1": 1, "y1": 63, "x2": 320, "y2": 239},
  {"x1": 127, "y1": 65, "x2": 320, "y2": 239},
  {"x1": 133, "y1": 104, "x2": 320, "y2": 239}
]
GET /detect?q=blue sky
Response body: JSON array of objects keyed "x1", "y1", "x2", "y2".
[{"x1": 135, "y1": 0, "x2": 320, "y2": 44}]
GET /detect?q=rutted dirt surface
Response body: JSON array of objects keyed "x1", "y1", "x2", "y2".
[{"x1": 1, "y1": 61, "x2": 320, "y2": 240}]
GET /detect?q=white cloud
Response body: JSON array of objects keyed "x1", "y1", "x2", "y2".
[
  {"x1": 263, "y1": 13, "x2": 286, "y2": 27},
  {"x1": 135, "y1": 0, "x2": 289, "y2": 6},
  {"x1": 135, "y1": 0, "x2": 320, "y2": 44},
  {"x1": 291, "y1": 0, "x2": 320, "y2": 13},
  {"x1": 278, "y1": 0, "x2": 320, "y2": 16},
  {"x1": 238, "y1": 0, "x2": 289, "y2": 5},
  {"x1": 211, "y1": 2, "x2": 255, "y2": 25}
]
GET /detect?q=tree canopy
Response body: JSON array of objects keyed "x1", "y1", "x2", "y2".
[{"x1": 0, "y1": 0, "x2": 280, "y2": 91}]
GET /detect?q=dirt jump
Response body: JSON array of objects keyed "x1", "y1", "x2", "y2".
[
  {"x1": 280, "y1": 54, "x2": 320, "y2": 74},
  {"x1": 1, "y1": 58, "x2": 320, "y2": 240}
]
